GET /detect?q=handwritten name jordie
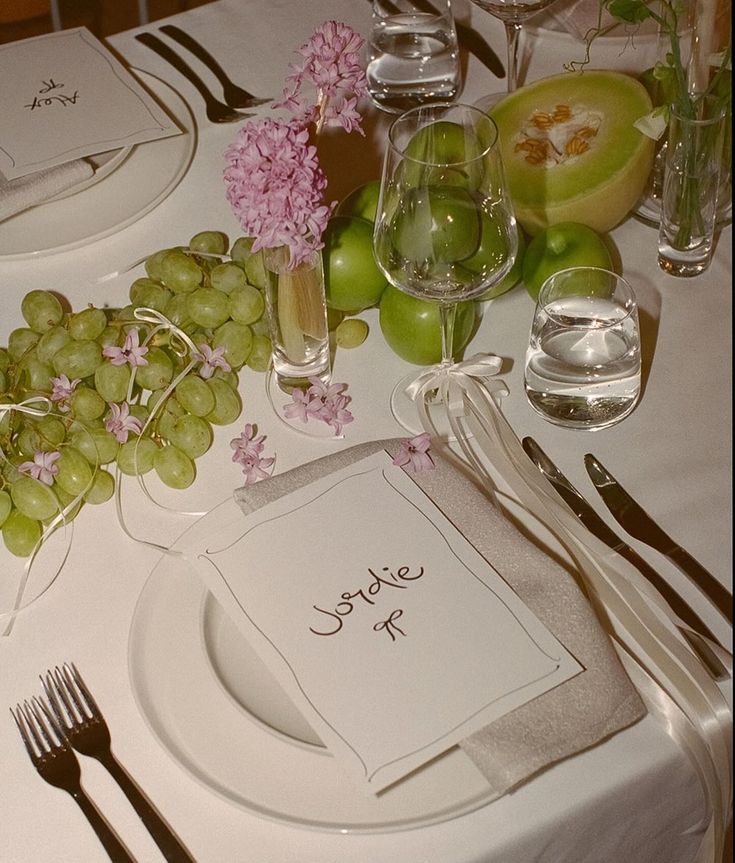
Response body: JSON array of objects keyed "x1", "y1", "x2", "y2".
[
  {"x1": 24, "y1": 78, "x2": 80, "y2": 111},
  {"x1": 309, "y1": 564, "x2": 425, "y2": 637}
]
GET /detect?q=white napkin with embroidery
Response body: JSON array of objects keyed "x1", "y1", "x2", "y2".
[
  {"x1": 234, "y1": 439, "x2": 647, "y2": 798},
  {"x1": 0, "y1": 159, "x2": 94, "y2": 222}
]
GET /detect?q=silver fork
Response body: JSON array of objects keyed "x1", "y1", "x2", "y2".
[
  {"x1": 11, "y1": 697, "x2": 136, "y2": 863},
  {"x1": 43, "y1": 664, "x2": 195, "y2": 863}
]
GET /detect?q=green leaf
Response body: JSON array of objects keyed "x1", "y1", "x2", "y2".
[{"x1": 605, "y1": 0, "x2": 651, "y2": 24}]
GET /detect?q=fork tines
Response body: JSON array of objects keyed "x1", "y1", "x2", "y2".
[
  {"x1": 44, "y1": 663, "x2": 95, "y2": 725},
  {"x1": 11, "y1": 696, "x2": 64, "y2": 761}
]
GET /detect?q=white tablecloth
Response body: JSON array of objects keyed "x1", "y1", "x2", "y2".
[{"x1": 0, "y1": 2, "x2": 731, "y2": 861}]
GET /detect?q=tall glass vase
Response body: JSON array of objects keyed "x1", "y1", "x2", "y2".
[
  {"x1": 657, "y1": 97, "x2": 727, "y2": 277},
  {"x1": 262, "y1": 246, "x2": 331, "y2": 390}
]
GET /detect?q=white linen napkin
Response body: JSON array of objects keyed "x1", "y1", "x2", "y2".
[
  {"x1": 0, "y1": 159, "x2": 94, "y2": 222},
  {"x1": 234, "y1": 438, "x2": 646, "y2": 798}
]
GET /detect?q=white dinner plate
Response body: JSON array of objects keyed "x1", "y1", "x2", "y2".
[
  {"x1": 0, "y1": 71, "x2": 196, "y2": 260},
  {"x1": 128, "y1": 497, "x2": 498, "y2": 833}
]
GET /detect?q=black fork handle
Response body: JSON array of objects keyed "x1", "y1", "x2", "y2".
[
  {"x1": 159, "y1": 25, "x2": 234, "y2": 89},
  {"x1": 136, "y1": 32, "x2": 219, "y2": 107},
  {"x1": 70, "y1": 787, "x2": 137, "y2": 863},
  {"x1": 98, "y1": 750, "x2": 196, "y2": 863}
]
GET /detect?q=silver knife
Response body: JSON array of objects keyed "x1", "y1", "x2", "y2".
[
  {"x1": 522, "y1": 438, "x2": 730, "y2": 681},
  {"x1": 584, "y1": 454, "x2": 733, "y2": 623}
]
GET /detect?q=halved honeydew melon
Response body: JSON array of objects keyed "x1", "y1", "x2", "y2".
[{"x1": 489, "y1": 71, "x2": 655, "y2": 235}]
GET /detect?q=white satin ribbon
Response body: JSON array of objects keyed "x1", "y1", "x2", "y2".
[
  {"x1": 112, "y1": 307, "x2": 207, "y2": 555},
  {"x1": 414, "y1": 363, "x2": 732, "y2": 863}
]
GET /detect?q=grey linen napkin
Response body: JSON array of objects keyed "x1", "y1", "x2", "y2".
[
  {"x1": 234, "y1": 439, "x2": 645, "y2": 797},
  {"x1": 0, "y1": 159, "x2": 94, "y2": 222}
]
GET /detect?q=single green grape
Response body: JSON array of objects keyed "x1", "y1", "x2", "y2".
[
  {"x1": 130, "y1": 280, "x2": 173, "y2": 313},
  {"x1": 10, "y1": 475, "x2": 61, "y2": 521},
  {"x1": 68, "y1": 307, "x2": 107, "y2": 341},
  {"x1": 228, "y1": 284, "x2": 264, "y2": 325},
  {"x1": 176, "y1": 374, "x2": 216, "y2": 417},
  {"x1": 8, "y1": 328, "x2": 41, "y2": 362},
  {"x1": 145, "y1": 248, "x2": 174, "y2": 281},
  {"x1": 98, "y1": 326, "x2": 120, "y2": 348},
  {"x1": 116, "y1": 436, "x2": 158, "y2": 475},
  {"x1": 211, "y1": 262, "x2": 247, "y2": 294},
  {"x1": 32, "y1": 415, "x2": 67, "y2": 450},
  {"x1": 37, "y1": 325, "x2": 71, "y2": 364},
  {"x1": 153, "y1": 444, "x2": 196, "y2": 489},
  {"x1": 186, "y1": 288, "x2": 230, "y2": 329},
  {"x1": 160, "y1": 249, "x2": 204, "y2": 293},
  {"x1": 189, "y1": 231, "x2": 228, "y2": 255},
  {"x1": 0, "y1": 368, "x2": 6, "y2": 394},
  {"x1": 133, "y1": 347, "x2": 173, "y2": 391},
  {"x1": 167, "y1": 414, "x2": 213, "y2": 459},
  {"x1": 21, "y1": 290, "x2": 65, "y2": 334},
  {"x1": 246, "y1": 334, "x2": 272, "y2": 372},
  {"x1": 335, "y1": 318, "x2": 369, "y2": 348},
  {"x1": 230, "y1": 237, "x2": 267, "y2": 289},
  {"x1": 162, "y1": 293, "x2": 192, "y2": 328},
  {"x1": 55, "y1": 447, "x2": 94, "y2": 496},
  {"x1": 70, "y1": 428, "x2": 119, "y2": 465},
  {"x1": 0, "y1": 489, "x2": 13, "y2": 528},
  {"x1": 83, "y1": 469, "x2": 115, "y2": 504},
  {"x1": 0, "y1": 347, "x2": 10, "y2": 373},
  {"x1": 52, "y1": 339, "x2": 103, "y2": 380},
  {"x1": 69, "y1": 385, "x2": 106, "y2": 421},
  {"x1": 94, "y1": 362, "x2": 131, "y2": 403},
  {"x1": 2, "y1": 509, "x2": 42, "y2": 557},
  {"x1": 212, "y1": 368, "x2": 239, "y2": 388},
  {"x1": 18, "y1": 355, "x2": 55, "y2": 391},
  {"x1": 205, "y1": 377, "x2": 242, "y2": 425},
  {"x1": 213, "y1": 321, "x2": 253, "y2": 368}
]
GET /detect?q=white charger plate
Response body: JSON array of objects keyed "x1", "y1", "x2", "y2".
[
  {"x1": 0, "y1": 70, "x2": 195, "y2": 259},
  {"x1": 128, "y1": 497, "x2": 498, "y2": 833}
]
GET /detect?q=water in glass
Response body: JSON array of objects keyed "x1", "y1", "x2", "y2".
[
  {"x1": 524, "y1": 274, "x2": 641, "y2": 430},
  {"x1": 367, "y1": 1, "x2": 460, "y2": 113}
]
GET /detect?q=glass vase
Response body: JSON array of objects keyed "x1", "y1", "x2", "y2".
[
  {"x1": 657, "y1": 97, "x2": 727, "y2": 277},
  {"x1": 262, "y1": 246, "x2": 331, "y2": 390}
]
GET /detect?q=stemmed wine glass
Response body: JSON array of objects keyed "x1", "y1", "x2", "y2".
[
  {"x1": 373, "y1": 102, "x2": 518, "y2": 433},
  {"x1": 469, "y1": 0, "x2": 562, "y2": 91}
]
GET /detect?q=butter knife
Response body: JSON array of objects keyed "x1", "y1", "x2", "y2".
[
  {"x1": 522, "y1": 438, "x2": 729, "y2": 681},
  {"x1": 584, "y1": 454, "x2": 733, "y2": 623}
]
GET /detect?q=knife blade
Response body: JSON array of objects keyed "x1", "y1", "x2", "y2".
[
  {"x1": 522, "y1": 438, "x2": 730, "y2": 681},
  {"x1": 584, "y1": 454, "x2": 733, "y2": 623}
]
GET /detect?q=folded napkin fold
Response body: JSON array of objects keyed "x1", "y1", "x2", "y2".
[
  {"x1": 234, "y1": 439, "x2": 646, "y2": 798},
  {"x1": 0, "y1": 159, "x2": 94, "y2": 222}
]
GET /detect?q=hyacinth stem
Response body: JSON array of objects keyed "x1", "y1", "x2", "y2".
[{"x1": 273, "y1": 249, "x2": 327, "y2": 364}]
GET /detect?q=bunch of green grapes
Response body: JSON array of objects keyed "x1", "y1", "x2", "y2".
[{"x1": 0, "y1": 232, "x2": 271, "y2": 558}]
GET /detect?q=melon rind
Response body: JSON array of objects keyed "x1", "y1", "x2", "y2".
[{"x1": 489, "y1": 71, "x2": 655, "y2": 235}]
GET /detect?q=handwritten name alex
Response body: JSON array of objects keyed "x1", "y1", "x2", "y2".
[
  {"x1": 25, "y1": 78, "x2": 80, "y2": 111},
  {"x1": 309, "y1": 565, "x2": 424, "y2": 638}
]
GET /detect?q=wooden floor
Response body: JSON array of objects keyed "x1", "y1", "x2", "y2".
[{"x1": 0, "y1": 0, "x2": 213, "y2": 44}]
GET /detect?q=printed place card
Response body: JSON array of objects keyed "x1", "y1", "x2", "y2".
[
  {"x1": 182, "y1": 452, "x2": 582, "y2": 793},
  {"x1": 0, "y1": 28, "x2": 180, "y2": 180}
]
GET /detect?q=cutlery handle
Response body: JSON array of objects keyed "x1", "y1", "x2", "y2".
[
  {"x1": 100, "y1": 751, "x2": 196, "y2": 863},
  {"x1": 71, "y1": 788, "x2": 137, "y2": 863},
  {"x1": 159, "y1": 25, "x2": 230, "y2": 86},
  {"x1": 668, "y1": 547, "x2": 733, "y2": 621},
  {"x1": 136, "y1": 32, "x2": 217, "y2": 105}
]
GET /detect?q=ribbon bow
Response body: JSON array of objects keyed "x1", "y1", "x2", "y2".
[{"x1": 405, "y1": 353, "x2": 507, "y2": 419}]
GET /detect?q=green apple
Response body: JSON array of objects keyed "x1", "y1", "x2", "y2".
[
  {"x1": 522, "y1": 222, "x2": 613, "y2": 301},
  {"x1": 336, "y1": 180, "x2": 381, "y2": 223},
  {"x1": 379, "y1": 285, "x2": 476, "y2": 366},
  {"x1": 477, "y1": 228, "x2": 526, "y2": 301},
  {"x1": 323, "y1": 216, "x2": 387, "y2": 312},
  {"x1": 392, "y1": 185, "x2": 481, "y2": 264}
]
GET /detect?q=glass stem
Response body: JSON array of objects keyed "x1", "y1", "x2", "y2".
[
  {"x1": 438, "y1": 302, "x2": 457, "y2": 368},
  {"x1": 504, "y1": 20, "x2": 523, "y2": 91}
]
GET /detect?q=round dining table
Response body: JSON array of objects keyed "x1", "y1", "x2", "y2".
[{"x1": 0, "y1": 1, "x2": 731, "y2": 861}]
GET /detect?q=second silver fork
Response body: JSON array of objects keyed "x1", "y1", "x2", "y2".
[{"x1": 44, "y1": 664, "x2": 196, "y2": 863}]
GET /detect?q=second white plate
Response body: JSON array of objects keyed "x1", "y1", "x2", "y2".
[
  {"x1": 0, "y1": 70, "x2": 196, "y2": 259},
  {"x1": 128, "y1": 497, "x2": 498, "y2": 834}
]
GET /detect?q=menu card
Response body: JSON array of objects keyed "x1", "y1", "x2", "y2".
[
  {"x1": 0, "y1": 28, "x2": 180, "y2": 181},
  {"x1": 182, "y1": 452, "x2": 582, "y2": 793}
]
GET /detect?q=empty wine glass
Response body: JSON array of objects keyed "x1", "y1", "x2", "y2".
[
  {"x1": 469, "y1": 0, "x2": 562, "y2": 91},
  {"x1": 373, "y1": 102, "x2": 518, "y2": 433}
]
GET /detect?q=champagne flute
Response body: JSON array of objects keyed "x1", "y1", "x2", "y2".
[
  {"x1": 373, "y1": 102, "x2": 518, "y2": 433},
  {"x1": 469, "y1": 0, "x2": 562, "y2": 91}
]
